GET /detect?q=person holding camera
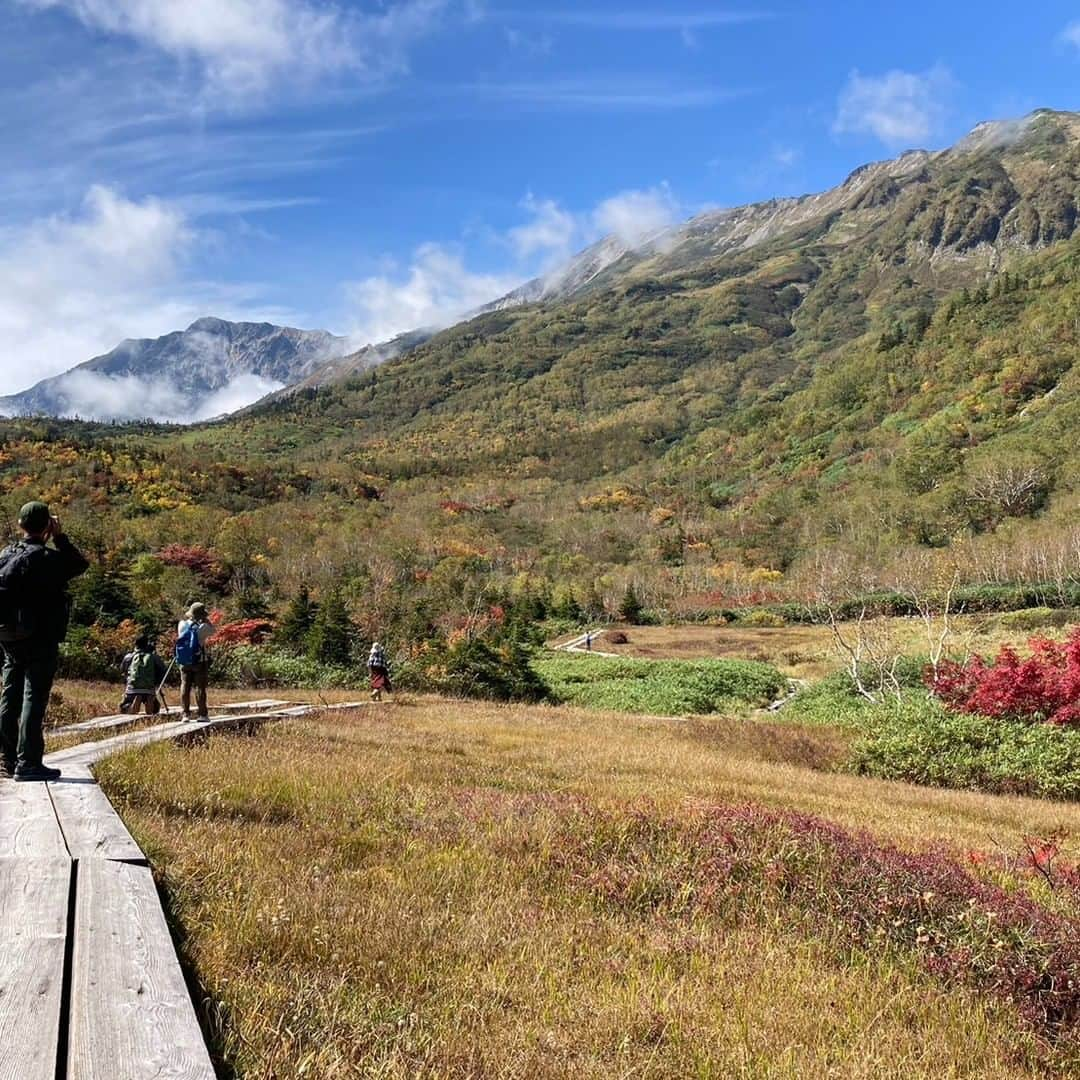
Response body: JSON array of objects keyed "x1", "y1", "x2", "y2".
[{"x1": 0, "y1": 501, "x2": 89, "y2": 781}]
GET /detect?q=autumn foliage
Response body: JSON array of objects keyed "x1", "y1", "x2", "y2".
[{"x1": 928, "y1": 627, "x2": 1080, "y2": 725}]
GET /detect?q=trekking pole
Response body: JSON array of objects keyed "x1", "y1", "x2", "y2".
[{"x1": 157, "y1": 658, "x2": 175, "y2": 714}]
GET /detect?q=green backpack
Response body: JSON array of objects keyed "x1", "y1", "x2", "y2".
[{"x1": 127, "y1": 650, "x2": 157, "y2": 693}]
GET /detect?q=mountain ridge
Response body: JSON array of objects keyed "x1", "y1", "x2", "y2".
[{"x1": 0, "y1": 318, "x2": 349, "y2": 423}]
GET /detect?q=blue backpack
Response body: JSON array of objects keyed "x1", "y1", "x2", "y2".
[{"x1": 175, "y1": 621, "x2": 203, "y2": 666}]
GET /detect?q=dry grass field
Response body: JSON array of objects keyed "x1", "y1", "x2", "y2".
[
  {"x1": 562, "y1": 613, "x2": 1079, "y2": 680},
  {"x1": 96, "y1": 699, "x2": 1080, "y2": 1079}
]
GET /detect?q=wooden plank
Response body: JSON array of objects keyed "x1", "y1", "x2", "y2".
[
  {"x1": 49, "y1": 699, "x2": 293, "y2": 738},
  {"x1": 0, "y1": 780, "x2": 68, "y2": 858},
  {"x1": 46, "y1": 719, "x2": 193, "y2": 770},
  {"x1": 69, "y1": 859, "x2": 216, "y2": 1080},
  {"x1": 49, "y1": 707, "x2": 181, "y2": 737},
  {"x1": 0, "y1": 857, "x2": 71, "y2": 1080},
  {"x1": 48, "y1": 767, "x2": 144, "y2": 863},
  {"x1": 46, "y1": 708, "x2": 315, "y2": 771}
]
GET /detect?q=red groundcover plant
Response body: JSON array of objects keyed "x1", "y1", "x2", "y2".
[{"x1": 927, "y1": 627, "x2": 1080, "y2": 725}]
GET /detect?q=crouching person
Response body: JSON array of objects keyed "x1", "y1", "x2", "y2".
[
  {"x1": 119, "y1": 634, "x2": 166, "y2": 715},
  {"x1": 0, "y1": 503, "x2": 88, "y2": 781},
  {"x1": 177, "y1": 602, "x2": 215, "y2": 721}
]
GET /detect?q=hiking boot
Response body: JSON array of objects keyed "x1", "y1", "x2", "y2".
[
  {"x1": 196, "y1": 713, "x2": 211, "y2": 722},
  {"x1": 181, "y1": 712, "x2": 193, "y2": 722},
  {"x1": 0, "y1": 759, "x2": 15, "y2": 780},
  {"x1": 14, "y1": 763, "x2": 62, "y2": 782}
]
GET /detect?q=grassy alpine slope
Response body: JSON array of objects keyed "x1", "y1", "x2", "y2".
[{"x1": 98, "y1": 702, "x2": 1080, "y2": 1079}]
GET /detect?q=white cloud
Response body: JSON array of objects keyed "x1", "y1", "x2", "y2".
[
  {"x1": 0, "y1": 185, "x2": 283, "y2": 398},
  {"x1": 467, "y1": 79, "x2": 742, "y2": 109},
  {"x1": 18, "y1": 0, "x2": 446, "y2": 104},
  {"x1": 510, "y1": 10, "x2": 771, "y2": 30},
  {"x1": 20, "y1": 369, "x2": 286, "y2": 422},
  {"x1": 592, "y1": 184, "x2": 679, "y2": 247},
  {"x1": 1062, "y1": 21, "x2": 1080, "y2": 48},
  {"x1": 834, "y1": 65, "x2": 954, "y2": 146},
  {"x1": 341, "y1": 184, "x2": 684, "y2": 346},
  {"x1": 196, "y1": 372, "x2": 284, "y2": 419},
  {"x1": 507, "y1": 193, "x2": 577, "y2": 262},
  {"x1": 342, "y1": 243, "x2": 522, "y2": 345}
]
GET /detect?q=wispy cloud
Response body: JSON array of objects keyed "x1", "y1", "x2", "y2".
[
  {"x1": 16, "y1": 0, "x2": 448, "y2": 107},
  {"x1": 499, "y1": 9, "x2": 772, "y2": 30},
  {"x1": 1061, "y1": 21, "x2": 1080, "y2": 50},
  {"x1": 465, "y1": 79, "x2": 746, "y2": 109},
  {"x1": 833, "y1": 65, "x2": 955, "y2": 147}
]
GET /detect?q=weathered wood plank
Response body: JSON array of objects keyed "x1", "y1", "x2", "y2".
[
  {"x1": 68, "y1": 859, "x2": 215, "y2": 1080},
  {"x1": 48, "y1": 767, "x2": 144, "y2": 863},
  {"x1": 49, "y1": 699, "x2": 293, "y2": 737},
  {"x1": 46, "y1": 707, "x2": 321, "y2": 770},
  {"x1": 0, "y1": 857, "x2": 71, "y2": 1080},
  {"x1": 0, "y1": 780, "x2": 68, "y2": 858}
]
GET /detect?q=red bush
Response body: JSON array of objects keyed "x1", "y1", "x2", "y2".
[
  {"x1": 213, "y1": 619, "x2": 273, "y2": 646},
  {"x1": 928, "y1": 627, "x2": 1080, "y2": 725},
  {"x1": 157, "y1": 544, "x2": 230, "y2": 591}
]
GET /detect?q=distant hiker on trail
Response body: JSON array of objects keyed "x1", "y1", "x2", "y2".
[
  {"x1": 0, "y1": 502, "x2": 88, "y2": 781},
  {"x1": 176, "y1": 602, "x2": 215, "y2": 721},
  {"x1": 119, "y1": 634, "x2": 167, "y2": 716},
  {"x1": 367, "y1": 641, "x2": 391, "y2": 702}
]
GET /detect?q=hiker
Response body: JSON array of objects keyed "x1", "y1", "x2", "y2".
[
  {"x1": 585, "y1": 631, "x2": 594, "y2": 652},
  {"x1": 119, "y1": 634, "x2": 167, "y2": 716},
  {"x1": 176, "y1": 602, "x2": 215, "y2": 721},
  {"x1": 367, "y1": 641, "x2": 391, "y2": 702},
  {"x1": 0, "y1": 502, "x2": 88, "y2": 781}
]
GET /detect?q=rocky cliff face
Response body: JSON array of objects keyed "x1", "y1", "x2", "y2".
[{"x1": 0, "y1": 318, "x2": 349, "y2": 422}]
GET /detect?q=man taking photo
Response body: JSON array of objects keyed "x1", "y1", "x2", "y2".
[{"x1": 0, "y1": 501, "x2": 89, "y2": 781}]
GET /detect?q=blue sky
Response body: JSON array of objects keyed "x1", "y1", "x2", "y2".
[{"x1": 2, "y1": 0, "x2": 1080, "y2": 396}]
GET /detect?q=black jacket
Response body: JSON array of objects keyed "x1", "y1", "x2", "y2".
[{"x1": 0, "y1": 535, "x2": 89, "y2": 644}]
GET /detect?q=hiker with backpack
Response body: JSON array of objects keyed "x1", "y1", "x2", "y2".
[
  {"x1": 0, "y1": 502, "x2": 89, "y2": 781},
  {"x1": 176, "y1": 602, "x2": 215, "y2": 721},
  {"x1": 367, "y1": 641, "x2": 391, "y2": 702},
  {"x1": 119, "y1": 634, "x2": 167, "y2": 715}
]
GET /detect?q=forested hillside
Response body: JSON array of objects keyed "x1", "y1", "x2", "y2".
[{"x1": 3, "y1": 111, "x2": 1080, "y2": 655}]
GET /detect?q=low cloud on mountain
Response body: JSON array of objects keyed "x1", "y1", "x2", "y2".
[
  {"x1": 21, "y1": 367, "x2": 286, "y2": 423},
  {"x1": 340, "y1": 184, "x2": 683, "y2": 346}
]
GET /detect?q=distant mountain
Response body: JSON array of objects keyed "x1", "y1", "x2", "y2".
[{"x1": 0, "y1": 317, "x2": 349, "y2": 423}]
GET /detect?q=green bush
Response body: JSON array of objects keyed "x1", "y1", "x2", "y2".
[
  {"x1": 534, "y1": 654, "x2": 786, "y2": 716},
  {"x1": 740, "y1": 608, "x2": 787, "y2": 628},
  {"x1": 417, "y1": 636, "x2": 550, "y2": 703},
  {"x1": 780, "y1": 672, "x2": 875, "y2": 730},
  {"x1": 997, "y1": 606, "x2": 1079, "y2": 632},
  {"x1": 215, "y1": 645, "x2": 363, "y2": 691},
  {"x1": 847, "y1": 697, "x2": 1080, "y2": 801}
]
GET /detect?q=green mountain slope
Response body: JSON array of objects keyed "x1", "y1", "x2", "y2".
[{"x1": 3, "y1": 110, "x2": 1080, "y2": 629}]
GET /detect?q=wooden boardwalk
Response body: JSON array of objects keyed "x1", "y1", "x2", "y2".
[{"x1": 0, "y1": 699, "x2": 366, "y2": 1080}]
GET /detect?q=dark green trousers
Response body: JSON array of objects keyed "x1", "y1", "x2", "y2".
[{"x1": 0, "y1": 639, "x2": 59, "y2": 769}]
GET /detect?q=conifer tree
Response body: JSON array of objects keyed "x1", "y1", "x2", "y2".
[
  {"x1": 307, "y1": 589, "x2": 353, "y2": 665},
  {"x1": 618, "y1": 584, "x2": 644, "y2": 624},
  {"x1": 277, "y1": 584, "x2": 317, "y2": 652}
]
